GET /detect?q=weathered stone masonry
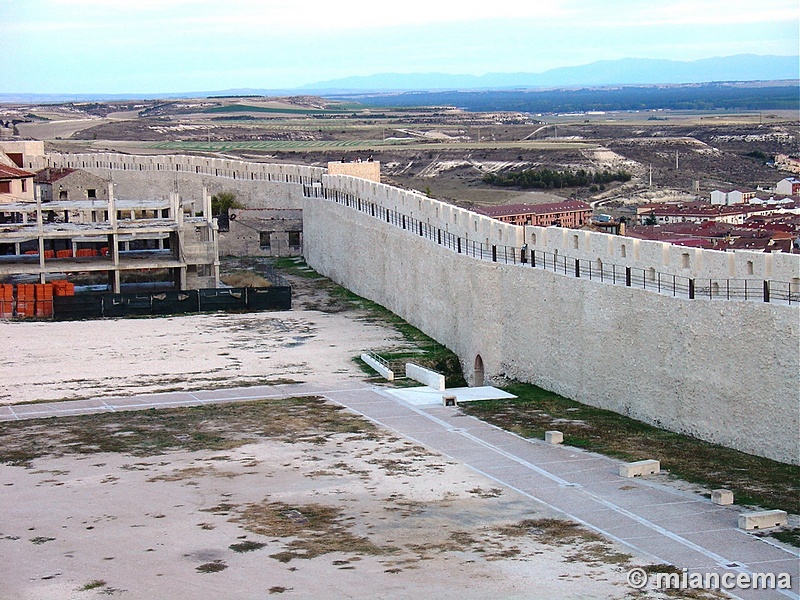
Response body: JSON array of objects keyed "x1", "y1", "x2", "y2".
[{"x1": 32, "y1": 153, "x2": 800, "y2": 465}]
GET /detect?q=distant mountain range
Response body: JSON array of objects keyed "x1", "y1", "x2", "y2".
[
  {"x1": 300, "y1": 55, "x2": 800, "y2": 93},
  {"x1": 1, "y1": 55, "x2": 797, "y2": 103}
]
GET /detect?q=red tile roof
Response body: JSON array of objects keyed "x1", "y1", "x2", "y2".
[
  {"x1": 0, "y1": 163, "x2": 35, "y2": 179},
  {"x1": 34, "y1": 167, "x2": 76, "y2": 184},
  {"x1": 474, "y1": 200, "x2": 591, "y2": 217}
]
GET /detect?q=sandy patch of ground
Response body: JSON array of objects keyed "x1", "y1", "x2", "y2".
[
  {"x1": 16, "y1": 118, "x2": 111, "y2": 140},
  {"x1": 0, "y1": 398, "x2": 653, "y2": 600},
  {"x1": 0, "y1": 309, "x2": 402, "y2": 404}
]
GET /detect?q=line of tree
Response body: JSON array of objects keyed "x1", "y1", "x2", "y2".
[{"x1": 482, "y1": 168, "x2": 632, "y2": 189}]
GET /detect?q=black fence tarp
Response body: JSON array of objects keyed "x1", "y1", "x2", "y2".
[
  {"x1": 198, "y1": 288, "x2": 247, "y2": 312},
  {"x1": 151, "y1": 290, "x2": 200, "y2": 315},
  {"x1": 53, "y1": 294, "x2": 103, "y2": 320},
  {"x1": 103, "y1": 293, "x2": 153, "y2": 317},
  {"x1": 49, "y1": 286, "x2": 290, "y2": 320},
  {"x1": 246, "y1": 286, "x2": 291, "y2": 310}
]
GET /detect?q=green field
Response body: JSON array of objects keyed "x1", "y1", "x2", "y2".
[{"x1": 145, "y1": 139, "x2": 596, "y2": 152}]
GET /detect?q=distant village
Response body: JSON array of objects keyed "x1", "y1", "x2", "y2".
[{"x1": 472, "y1": 154, "x2": 800, "y2": 255}]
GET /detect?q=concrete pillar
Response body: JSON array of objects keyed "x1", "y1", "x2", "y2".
[
  {"x1": 108, "y1": 182, "x2": 116, "y2": 229},
  {"x1": 171, "y1": 192, "x2": 183, "y2": 226},
  {"x1": 110, "y1": 232, "x2": 120, "y2": 272},
  {"x1": 36, "y1": 189, "x2": 45, "y2": 272},
  {"x1": 203, "y1": 186, "x2": 212, "y2": 222},
  {"x1": 109, "y1": 270, "x2": 121, "y2": 294}
]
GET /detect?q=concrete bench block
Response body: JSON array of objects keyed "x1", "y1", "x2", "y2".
[
  {"x1": 545, "y1": 431, "x2": 563, "y2": 445},
  {"x1": 619, "y1": 459, "x2": 660, "y2": 478},
  {"x1": 406, "y1": 363, "x2": 445, "y2": 391},
  {"x1": 442, "y1": 395, "x2": 458, "y2": 407},
  {"x1": 738, "y1": 510, "x2": 788, "y2": 531},
  {"x1": 711, "y1": 489, "x2": 734, "y2": 505}
]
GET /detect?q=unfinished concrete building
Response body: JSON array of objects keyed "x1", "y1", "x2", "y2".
[{"x1": 0, "y1": 183, "x2": 219, "y2": 292}]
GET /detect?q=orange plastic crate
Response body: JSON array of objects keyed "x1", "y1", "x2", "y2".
[
  {"x1": 35, "y1": 300, "x2": 54, "y2": 317},
  {"x1": 35, "y1": 284, "x2": 54, "y2": 300}
]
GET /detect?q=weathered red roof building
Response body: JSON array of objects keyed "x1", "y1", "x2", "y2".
[{"x1": 474, "y1": 200, "x2": 592, "y2": 228}]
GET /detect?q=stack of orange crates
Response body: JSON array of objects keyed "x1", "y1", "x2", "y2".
[
  {"x1": 75, "y1": 248, "x2": 98, "y2": 257},
  {"x1": 44, "y1": 250, "x2": 55, "y2": 259},
  {"x1": 52, "y1": 280, "x2": 75, "y2": 297},
  {"x1": 0, "y1": 284, "x2": 12, "y2": 318},
  {"x1": 35, "y1": 283, "x2": 54, "y2": 317},
  {"x1": 15, "y1": 284, "x2": 36, "y2": 318},
  {"x1": 56, "y1": 249, "x2": 73, "y2": 259}
]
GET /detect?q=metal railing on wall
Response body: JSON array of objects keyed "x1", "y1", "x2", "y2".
[{"x1": 303, "y1": 184, "x2": 799, "y2": 306}]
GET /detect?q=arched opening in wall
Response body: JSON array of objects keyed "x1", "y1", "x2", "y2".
[
  {"x1": 746, "y1": 261, "x2": 754, "y2": 275},
  {"x1": 620, "y1": 244, "x2": 627, "y2": 258},
  {"x1": 473, "y1": 355, "x2": 485, "y2": 387},
  {"x1": 681, "y1": 253, "x2": 690, "y2": 269},
  {"x1": 648, "y1": 267, "x2": 656, "y2": 281},
  {"x1": 530, "y1": 232, "x2": 537, "y2": 245},
  {"x1": 572, "y1": 235, "x2": 579, "y2": 249}
]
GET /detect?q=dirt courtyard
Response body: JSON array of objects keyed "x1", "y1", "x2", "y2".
[
  {"x1": 0, "y1": 397, "x2": 669, "y2": 600},
  {"x1": 0, "y1": 309, "x2": 402, "y2": 405}
]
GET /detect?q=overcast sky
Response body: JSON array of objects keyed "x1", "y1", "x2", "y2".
[{"x1": 2, "y1": 0, "x2": 798, "y2": 94}]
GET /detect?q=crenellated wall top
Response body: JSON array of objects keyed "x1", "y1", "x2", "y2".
[{"x1": 321, "y1": 174, "x2": 800, "y2": 283}]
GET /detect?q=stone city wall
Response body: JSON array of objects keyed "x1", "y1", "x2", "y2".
[
  {"x1": 303, "y1": 187, "x2": 800, "y2": 464},
  {"x1": 29, "y1": 153, "x2": 325, "y2": 208}
]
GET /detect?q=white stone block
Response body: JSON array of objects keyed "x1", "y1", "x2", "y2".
[
  {"x1": 545, "y1": 431, "x2": 563, "y2": 445},
  {"x1": 406, "y1": 363, "x2": 446, "y2": 391},
  {"x1": 711, "y1": 489, "x2": 734, "y2": 505},
  {"x1": 442, "y1": 395, "x2": 457, "y2": 407},
  {"x1": 619, "y1": 459, "x2": 660, "y2": 478},
  {"x1": 738, "y1": 510, "x2": 788, "y2": 531}
]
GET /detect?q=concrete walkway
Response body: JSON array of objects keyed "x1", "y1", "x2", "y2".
[{"x1": 2, "y1": 382, "x2": 798, "y2": 600}]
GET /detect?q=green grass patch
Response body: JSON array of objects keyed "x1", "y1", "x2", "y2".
[
  {"x1": 79, "y1": 580, "x2": 107, "y2": 591},
  {"x1": 229, "y1": 540, "x2": 267, "y2": 553},
  {"x1": 196, "y1": 561, "x2": 227, "y2": 573},
  {"x1": 461, "y1": 382, "x2": 800, "y2": 514},
  {"x1": 204, "y1": 104, "x2": 352, "y2": 115},
  {"x1": 768, "y1": 528, "x2": 800, "y2": 547},
  {"x1": 270, "y1": 257, "x2": 325, "y2": 279}
]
